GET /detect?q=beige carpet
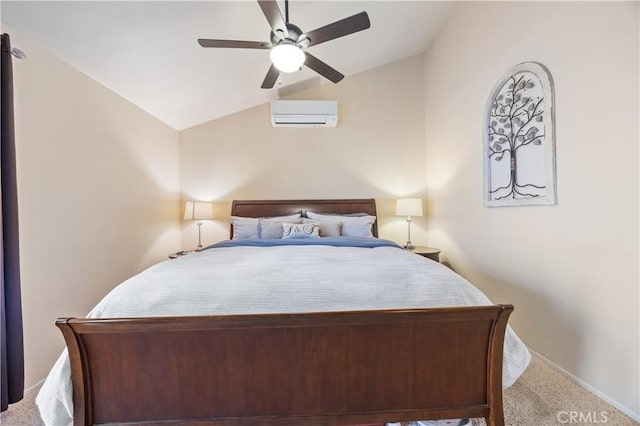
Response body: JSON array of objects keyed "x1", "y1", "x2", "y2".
[{"x1": 1, "y1": 354, "x2": 637, "y2": 426}]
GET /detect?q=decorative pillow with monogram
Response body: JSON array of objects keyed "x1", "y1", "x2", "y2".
[{"x1": 281, "y1": 223, "x2": 320, "y2": 239}]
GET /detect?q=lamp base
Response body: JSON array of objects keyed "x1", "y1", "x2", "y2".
[
  {"x1": 196, "y1": 222, "x2": 203, "y2": 251},
  {"x1": 403, "y1": 218, "x2": 415, "y2": 251}
]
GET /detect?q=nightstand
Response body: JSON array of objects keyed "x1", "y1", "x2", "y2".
[
  {"x1": 168, "y1": 250, "x2": 195, "y2": 259},
  {"x1": 409, "y1": 246, "x2": 441, "y2": 262}
]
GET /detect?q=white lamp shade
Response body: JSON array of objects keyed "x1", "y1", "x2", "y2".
[
  {"x1": 395, "y1": 198, "x2": 423, "y2": 217},
  {"x1": 270, "y1": 44, "x2": 305, "y2": 73},
  {"x1": 184, "y1": 201, "x2": 214, "y2": 221}
]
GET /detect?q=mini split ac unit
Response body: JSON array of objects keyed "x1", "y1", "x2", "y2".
[{"x1": 270, "y1": 100, "x2": 338, "y2": 128}]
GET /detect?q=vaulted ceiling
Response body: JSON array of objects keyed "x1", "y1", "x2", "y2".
[{"x1": 1, "y1": 1, "x2": 455, "y2": 130}]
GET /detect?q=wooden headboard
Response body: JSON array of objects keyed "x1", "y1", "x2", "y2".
[{"x1": 231, "y1": 199, "x2": 378, "y2": 238}]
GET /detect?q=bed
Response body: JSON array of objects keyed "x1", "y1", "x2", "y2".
[{"x1": 36, "y1": 199, "x2": 530, "y2": 426}]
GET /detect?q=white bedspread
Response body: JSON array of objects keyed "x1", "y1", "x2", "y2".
[{"x1": 36, "y1": 243, "x2": 531, "y2": 426}]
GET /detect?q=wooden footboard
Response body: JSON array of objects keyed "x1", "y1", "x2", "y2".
[{"x1": 56, "y1": 305, "x2": 513, "y2": 426}]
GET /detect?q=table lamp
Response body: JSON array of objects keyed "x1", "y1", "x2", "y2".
[
  {"x1": 184, "y1": 201, "x2": 214, "y2": 250},
  {"x1": 395, "y1": 198, "x2": 423, "y2": 250}
]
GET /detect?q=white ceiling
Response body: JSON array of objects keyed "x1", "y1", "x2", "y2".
[{"x1": 1, "y1": 1, "x2": 455, "y2": 130}]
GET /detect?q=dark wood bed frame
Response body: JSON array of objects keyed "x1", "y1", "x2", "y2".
[{"x1": 56, "y1": 199, "x2": 513, "y2": 426}]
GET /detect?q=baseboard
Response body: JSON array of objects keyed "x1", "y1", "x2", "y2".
[
  {"x1": 24, "y1": 378, "x2": 44, "y2": 395},
  {"x1": 530, "y1": 349, "x2": 640, "y2": 422}
]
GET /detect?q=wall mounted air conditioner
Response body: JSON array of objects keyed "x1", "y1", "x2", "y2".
[{"x1": 270, "y1": 100, "x2": 338, "y2": 128}]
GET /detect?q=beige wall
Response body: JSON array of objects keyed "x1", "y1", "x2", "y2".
[
  {"x1": 423, "y1": 1, "x2": 639, "y2": 418},
  {"x1": 6, "y1": 27, "x2": 182, "y2": 387},
  {"x1": 179, "y1": 55, "x2": 429, "y2": 249}
]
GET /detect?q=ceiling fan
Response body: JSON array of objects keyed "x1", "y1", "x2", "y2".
[{"x1": 197, "y1": 0, "x2": 371, "y2": 89}]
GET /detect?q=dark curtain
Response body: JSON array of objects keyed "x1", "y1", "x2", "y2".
[{"x1": 0, "y1": 32, "x2": 24, "y2": 412}]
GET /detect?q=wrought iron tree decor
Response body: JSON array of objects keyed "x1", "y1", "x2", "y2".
[
  {"x1": 489, "y1": 78, "x2": 544, "y2": 198},
  {"x1": 483, "y1": 62, "x2": 556, "y2": 207}
]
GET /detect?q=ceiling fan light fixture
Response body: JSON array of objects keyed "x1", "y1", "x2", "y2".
[{"x1": 270, "y1": 44, "x2": 305, "y2": 73}]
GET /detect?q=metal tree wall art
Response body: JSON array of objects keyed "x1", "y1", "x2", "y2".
[{"x1": 483, "y1": 62, "x2": 557, "y2": 207}]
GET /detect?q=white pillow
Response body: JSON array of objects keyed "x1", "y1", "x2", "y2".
[
  {"x1": 259, "y1": 219, "x2": 287, "y2": 239},
  {"x1": 230, "y1": 216, "x2": 260, "y2": 240},
  {"x1": 230, "y1": 214, "x2": 301, "y2": 240},
  {"x1": 302, "y1": 218, "x2": 342, "y2": 237},
  {"x1": 305, "y1": 211, "x2": 376, "y2": 238},
  {"x1": 340, "y1": 218, "x2": 376, "y2": 238},
  {"x1": 282, "y1": 223, "x2": 319, "y2": 239}
]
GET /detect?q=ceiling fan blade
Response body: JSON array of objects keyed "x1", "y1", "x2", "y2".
[
  {"x1": 304, "y1": 52, "x2": 344, "y2": 84},
  {"x1": 198, "y1": 39, "x2": 272, "y2": 49},
  {"x1": 257, "y1": 0, "x2": 289, "y2": 39},
  {"x1": 302, "y1": 11, "x2": 370, "y2": 47},
  {"x1": 261, "y1": 64, "x2": 280, "y2": 89}
]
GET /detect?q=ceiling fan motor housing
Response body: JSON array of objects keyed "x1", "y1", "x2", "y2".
[{"x1": 271, "y1": 23, "x2": 308, "y2": 47}]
